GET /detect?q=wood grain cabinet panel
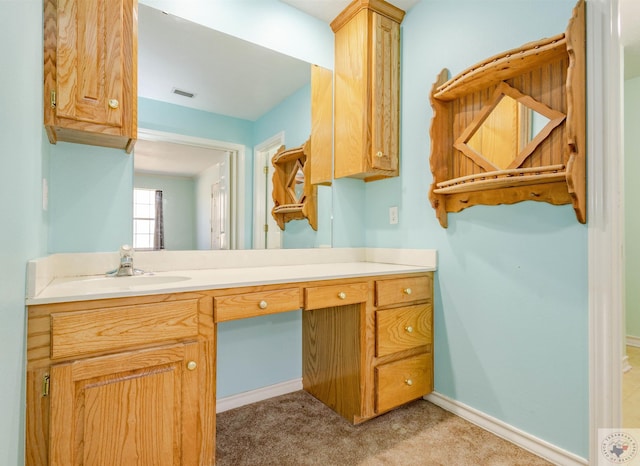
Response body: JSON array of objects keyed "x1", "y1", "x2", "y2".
[
  {"x1": 375, "y1": 275, "x2": 432, "y2": 307},
  {"x1": 376, "y1": 304, "x2": 432, "y2": 357},
  {"x1": 44, "y1": 0, "x2": 138, "y2": 152},
  {"x1": 375, "y1": 353, "x2": 432, "y2": 413},
  {"x1": 331, "y1": 0, "x2": 404, "y2": 181},
  {"x1": 49, "y1": 343, "x2": 200, "y2": 466},
  {"x1": 305, "y1": 282, "x2": 368, "y2": 310},
  {"x1": 50, "y1": 299, "x2": 199, "y2": 360},
  {"x1": 215, "y1": 288, "x2": 301, "y2": 322}
]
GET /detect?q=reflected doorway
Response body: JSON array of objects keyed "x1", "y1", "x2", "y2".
[
  {"x1": 134, "y1": 129, "x2": 246, "y2": 250},
  {"x1": 253, "y1": 132, "x2": 284, "y2": 249}
]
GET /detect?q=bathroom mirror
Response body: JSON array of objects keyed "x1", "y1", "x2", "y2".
[{"x1": 135, "y1": 4, "x2": 332, "y2": 250}]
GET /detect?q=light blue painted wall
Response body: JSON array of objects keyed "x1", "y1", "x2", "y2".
[
  {"x1": 49, "y1": 143, "x2": 134, "y2": 252},
  {"x1": 360, "y1": 0, "x2": 587, "y2": 457},
  {"x1": 134, "y1": 174, "x2": 197, "y2": 250},
  {"x1": 625, "y1": 76, "x2": 640, "y2": 338},
  {"x1": 0, "y1": 1, "x2": 48, "y2": 465}
]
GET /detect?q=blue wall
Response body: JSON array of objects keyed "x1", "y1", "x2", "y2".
[
  {"x1": 0, "y1": 0, "x2": 592, "y2": 463},
  {"x1": 0, "y1": 2, "x2": 48, "y2": 465},
  {"x1": 365, "y1": 0, "x2": 587, "y2": 457}
]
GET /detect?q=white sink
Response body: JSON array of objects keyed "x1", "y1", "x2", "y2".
[{"x1": 48, "y1": 274, "x2": 191, "y2": 294}]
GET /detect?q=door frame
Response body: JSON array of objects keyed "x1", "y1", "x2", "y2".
[
  {"x1": 588, "y1": 0, "x2": 624, "y2": 462},
  {"x1": 136, "y1": 128, "x2": 246, "y2": 249},
  {"x1": 253, "y1": 132, "x2": 285, "y2": 249}
]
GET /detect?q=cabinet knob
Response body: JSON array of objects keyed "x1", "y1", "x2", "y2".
[
  {"x1": 337, "y1": 292, "x2": 346, "y2": 300},
  {"x1": 405, "y1": 326, "x2": 414, "y2": 333},
  {"x1": 259, "y1": 300, "x2": 268, "y2": 309},
  {"x1": 186, "y1": 361, "x2": 197, "y2": 371},
  {"x1": 405, "y1": 379, "x2": 413, "y2": 386},
  {"x1": 403, "y1": 288, "x2": 412, "y2": 295},
  {"x1": 376, "y1": 151, "x2": 383, "y2": 158},
  {"x1": 108, "y1": 99, "x2": 119, "y2": 109}
]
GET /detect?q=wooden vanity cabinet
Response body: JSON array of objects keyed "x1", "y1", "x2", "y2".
[
  {"x1": 26, "y1": 293, "x2": 215, "y2": 466},
  {"x1": 331, "y1": 0, "x2": 405, "y2": 182},
  {"x1": 43, "y1": 0, "x2": 138, "y2": 153}
]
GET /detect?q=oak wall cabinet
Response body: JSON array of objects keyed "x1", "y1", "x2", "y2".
[
  {"x1": 428, "y1": 0, "x2": 585, "y2": 227},
  {"x1": 331, "y1": 0, "x2": 405, "y2": 182},
  {"x1": 310, "y1": 65, "x2": 334, "y2": 186},
  {"x1": 44, "y1": 0, "x2": 138, "y2": 153}
]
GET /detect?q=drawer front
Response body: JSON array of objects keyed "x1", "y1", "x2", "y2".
[
  {"x1": 375, "y1": 353, "x2": 432, "y2": 413},
  {"x1": 304, "y1": 282, "x2": 368, "y2": 310},
  {"x1": 376, "y1": 304, "x2": 432, "y2": 357},
  {"x1": 375, "y1": 275, "x2": 432, "y2": 308},
  {"x1": 51, "y1": 299, "x2": 199, "y2": 360},
  {"x1": 215, "y1": 288, "x2": 301, "y2": 322}
]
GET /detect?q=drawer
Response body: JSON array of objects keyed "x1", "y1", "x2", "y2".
[
  {"x1": 375, "y1": 353, "x2": 432, "y2": 413},
  {"x1": 376, "y1": 304, "x2": 432, "y2": 357},
  {"x1": 50, "y1": 299, "x2": 199, "y2": 360},
  {"x1": 375, "y1": 275, "x2": 432, "y2": 308},
  {"x1": 215, "y1": 288, "x2": 301, "y2": 322},
  {"x1": 304, "y1": 282, "x2": 368, "y2": 310}
]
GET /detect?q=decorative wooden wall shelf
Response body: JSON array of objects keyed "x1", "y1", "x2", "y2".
[
  {"x1": 271, "y1": 139, "x2": 318, "y2": 231},
  {"x1": 428, "y1": 0, "x2": 585, "y2": 228}
]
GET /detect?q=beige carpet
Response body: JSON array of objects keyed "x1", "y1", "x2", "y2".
[{"x1": 216, "y1": 391, "x2": 553, "y2": 466}]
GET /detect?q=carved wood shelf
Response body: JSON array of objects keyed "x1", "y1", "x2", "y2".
[
  {"x1": 271, "y1": 139, "x2": 318, "y2": 231},
  {"x1": 428, "y1": 0, "x2": 585, "y2": 228}
]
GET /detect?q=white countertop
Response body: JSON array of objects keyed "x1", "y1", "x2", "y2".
[{"x1": 26, "y1": 248, "x2": 437, "y2": 305}]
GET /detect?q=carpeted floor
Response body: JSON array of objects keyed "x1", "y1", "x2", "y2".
[{"x1": 216, "y1": 391, "x2": 553, "y2": 465}]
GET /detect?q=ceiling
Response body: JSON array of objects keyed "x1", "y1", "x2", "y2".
[{"x1": 279, "y1": 0, "x2": 420, "y2": 24}]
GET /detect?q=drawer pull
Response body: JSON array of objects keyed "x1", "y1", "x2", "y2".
[
  {"x1": 376, "y1": 151, "x2": 384, "y2": 158},
  {"x1": 337, "y1": 292, "x2": 347, "y2": 300},
  {"x1": 405, "y1": 326, "x2": 414, "y2": 333},
  {"x1": 186, "y1": 361, "x2": 197, "y2": 371},
  {"x1": 405, "y1": 378, "x2": 413, "y2": 386},
  {"x1": 258, "y1": 300, "x2": 268, "y2": 309},
  {"x1": 403, "y1": 288, "x2": 412, "y2": 295},
  {"x1": 108, "y1": 98, "x2": 119, "y2": 109}
]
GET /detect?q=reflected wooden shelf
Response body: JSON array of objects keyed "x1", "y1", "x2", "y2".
[
  {"x1": 271, "y1": 140, "x2": 317, "y2": 231},
  {"x1": 428, "y1": 0, "x2": 585, "y2": 228}
]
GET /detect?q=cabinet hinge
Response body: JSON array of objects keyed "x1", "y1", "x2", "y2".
[
  {"x1": 42, "y1": 374, "x2": 50, "y2": 397},
  {"x1": 50, "y1": 90, "x2": 56, "y2": 109}
]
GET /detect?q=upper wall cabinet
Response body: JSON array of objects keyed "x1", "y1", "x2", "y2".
[
  {"x1": 44, "y1": 0, "x2": 138, "y2": 153},
  {"x1": 428, "y1": 0, "x2": 585, "y2": 227},
  {"x1": 310, "y1": 64, "x2": 334, "y2": 186},
  {"x1": 331, "y1": 0, "x2": 405, "y2": 182}
]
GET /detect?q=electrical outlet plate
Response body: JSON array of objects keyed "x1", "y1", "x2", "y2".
[{"x1": 389, "y1": 206, "x2": 398, "y2": 225}]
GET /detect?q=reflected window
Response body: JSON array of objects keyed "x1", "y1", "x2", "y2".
[{"x1": 133, "y1": 188, "x2": 164, "y2": 250}]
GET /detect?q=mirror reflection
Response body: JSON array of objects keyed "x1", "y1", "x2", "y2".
[
  {"x1": 466, "y1": 95, "x2": 551, "y2": 170},
  {"x1": 135, "y1": 4, "x2": 332, "y2": 251}
]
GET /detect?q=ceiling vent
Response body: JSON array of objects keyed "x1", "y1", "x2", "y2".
[{"x1": 172, "y1": 88, "x2": 195, "y2": 98}]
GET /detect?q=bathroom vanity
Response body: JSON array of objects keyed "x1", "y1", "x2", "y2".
[{"x1": 25, "y1": 249, "x2": 435, "y2": 465}]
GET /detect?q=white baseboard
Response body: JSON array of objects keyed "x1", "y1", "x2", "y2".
[
  {"x1": 623, "y1": 355, "x2": 632, "y2": 373},
  {"x1": 216, "y1": 378, "x2": 303, "y2": 413},
  {"x1": 424, "y1": 392, "x2": 588, "y2": 466},
  {"x1": 627, "y1": 335, "x2": 640, "y2": 348}
]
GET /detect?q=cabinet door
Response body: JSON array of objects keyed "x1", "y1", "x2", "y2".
[
  {"x1": 369, "y1": 13, "x2": 400, "y2": 172},
  {"x1": 54, "y1": 0, "x2": 125, "y2": 127},
  {"x1": 49, "y1": 343, "x2": 199, "y2": 466}
]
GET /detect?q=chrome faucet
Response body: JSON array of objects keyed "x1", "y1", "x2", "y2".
[{"x1": 106, "y1": 244, "x2": 143, "y2": 277}]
